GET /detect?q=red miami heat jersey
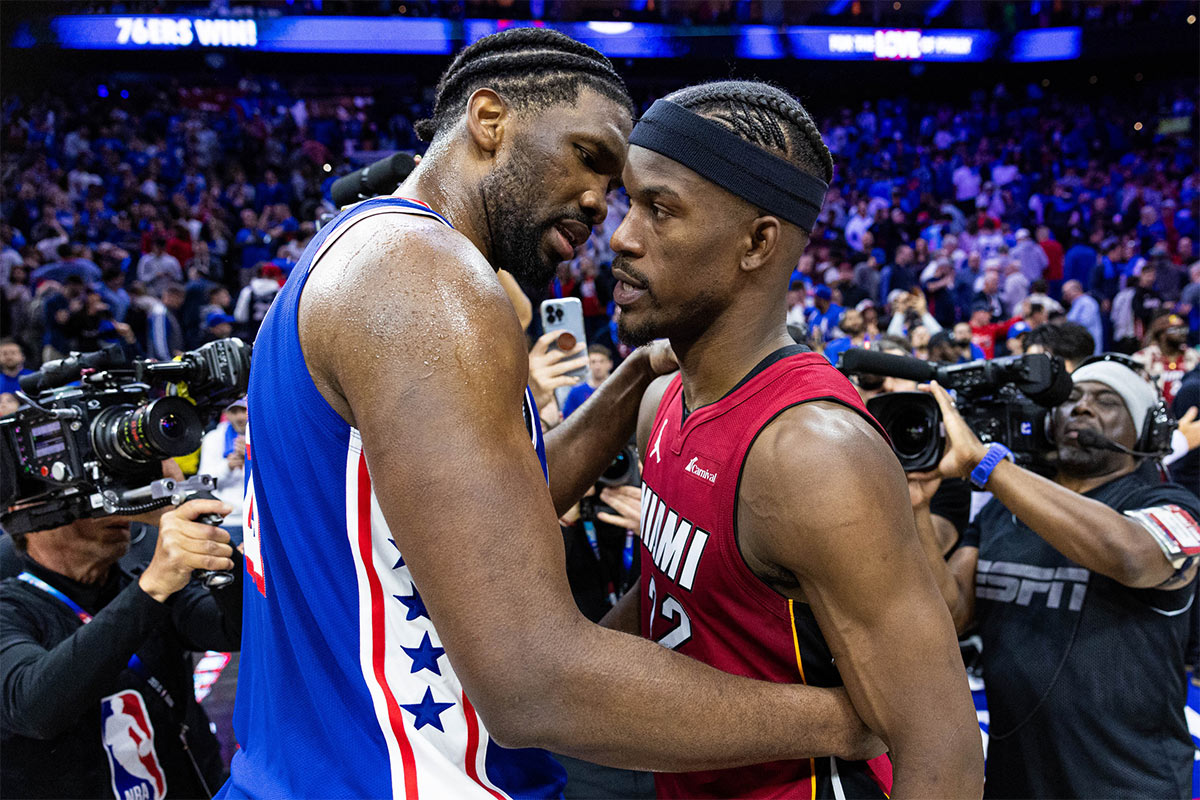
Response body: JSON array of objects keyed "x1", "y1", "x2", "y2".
[{"x1": 639, "y1": 347, "x2": 893, "y2": 799}]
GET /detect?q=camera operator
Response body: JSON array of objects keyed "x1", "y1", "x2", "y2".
[
  {"x1": 910, "y1": 357, "x2": 1200, "y2": 798},
  {"x1": 864, "y1": 337, "x2": 972, "y2": 556},
  {"x1": 0, "y1": 464, "x2": 243, "y2": 799}
]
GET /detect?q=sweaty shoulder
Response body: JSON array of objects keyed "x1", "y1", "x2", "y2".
[
  {"x1": 298, "y1": 211, "x2": 526, "y2": 427},
  {"x1": 738, "y1": 401, "x2": 904, "y2": 580}
]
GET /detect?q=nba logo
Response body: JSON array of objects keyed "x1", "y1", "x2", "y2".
[{"x1": 100, "y1": 690, "x2": 168, "y2": 800}]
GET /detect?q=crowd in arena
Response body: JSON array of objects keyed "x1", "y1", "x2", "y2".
[
  {"x1": 3, "y1": 71, "x2": 1197, "y2": 414},
  {"x1": 2, "y1": 5, "x2": 1200, "y2": 796}
]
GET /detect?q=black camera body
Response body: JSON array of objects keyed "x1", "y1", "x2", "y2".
[
  {"x1": 1, "y1": 339, "x2": 251, "y2": 534},
  {"x1": 842, "y1": 350, "x2": 1072, "y2": 474},
  {"x1": 580, "y1": 441, "x2": 641, "y2": 522}
]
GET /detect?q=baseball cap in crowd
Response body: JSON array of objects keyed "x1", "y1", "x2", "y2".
[
  {"x1": 814, "y1": 285, "x2": 833, "y2": 301},
  {"x1": 206, "y1": 311, "x2": 236, "y2": 328},
  {"x1": 1016, "y1": 228, "x2": 1031, "y2": 240},
  {"x1": 226, "y1": 397, "x2": 248, "y2": 411},
  {"x1": 855, "y1": 299, "x2": 875, "y2": 313},
  {"x1": 1007, "y1": 321, "x2": 1032, "y2": 339}
]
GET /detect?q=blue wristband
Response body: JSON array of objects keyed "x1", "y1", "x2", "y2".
[{"x1": 970, "y1": 442, "x2": 1014, "y2": 490}]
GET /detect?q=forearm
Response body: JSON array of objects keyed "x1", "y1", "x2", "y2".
[
  {"x1": 508, "y1": 622, "x2": 869, "y2": 771},
  {"x1": 912, "y1": 505, "x2": 969, "y2": 630},
  {"x1": 987, "y1": 462, "x2": 1167, "y2": 585},
  {"x1": 1, "y1": 583, "x2": 170, "y2": 738},
  {"x1": 598, "y1": 578, "x2": 639, "y2": 634},
  {"x1": 545, "y1": 350, "x2": 656, "y2": 516}
]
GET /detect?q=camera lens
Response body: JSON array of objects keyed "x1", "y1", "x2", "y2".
[
  {"x1": 866, "y1": 391, "x2": 943, "y2": 472},
  {"x1": 891, "y1": 409, "x2": 933, "y2": 458},
  {"x1": 159, "y1": 413, "x2": 184, "y2": 440},
  {"x1": 92, "y1": 396, "x2": 204, "y2": 471}
]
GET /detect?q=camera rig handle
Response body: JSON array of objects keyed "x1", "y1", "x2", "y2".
[{"x1": 149, "y1": 475, "x2": 236, "y2": 589}]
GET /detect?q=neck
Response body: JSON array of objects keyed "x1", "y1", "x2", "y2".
[
  {"x1": 26, "y1": 531, "x2": 117, "y2": 585},
  {"x1": 673, "y1": 293, "x2": 793, "y2": 411},
  {"x1": 1055, "y1": 460, "x2": 1137, "y2": 494},
  {"x1": 1160, "y1": 341, "x2": 1184, "y2": 358},
  {"x1": 396, "y1": 151, "x2": 495, "y2": 266},
  {"x1": 2, "y1": 366, "x2": 19, "y2": 378}
]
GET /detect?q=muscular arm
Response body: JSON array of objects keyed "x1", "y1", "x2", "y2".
[
  {"x1": 983, "y1": 460, "x2": 1191, "y2": 587},
  {"x1": 924, "y1": 382, "x2": 1193, "y2": 589},
  {"x1": 543, "y1": 348, "x2": 663, "y2": 516},
  {"x1": 739, "y1": 403, "x2": 983, "y2": 798},
  {"x1": 300, "y1": 219, "x2": 876, "y2": 771}
]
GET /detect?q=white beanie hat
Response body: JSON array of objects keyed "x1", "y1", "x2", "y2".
[{"x1": 1069, "y1": 361, "x2": 1157, "y2": 438}]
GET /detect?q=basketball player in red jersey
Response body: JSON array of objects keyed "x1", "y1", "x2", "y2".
[{"x1": 602, "y1": 82, "x2": 983, "y2": 798}]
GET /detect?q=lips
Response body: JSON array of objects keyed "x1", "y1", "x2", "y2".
[
  {"x1": 612, "y1": 267, "x2": 648, "y2": 306},
  {"x1": 548, "y1": 220, "x2": 591, "y2": 262},
  {"x1": 556, "y1": 219, "x2": 591, "y2": 249}
]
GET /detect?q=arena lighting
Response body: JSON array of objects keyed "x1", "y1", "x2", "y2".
[
  {"x1": 1010, "y1": 27, "x2": 1082, "y2": 62},
  {"x1": 787, "y1": 26, "x2": 999, "y2": 61},
  {"x1": 17, "y1": 14, "x2": 1084, "y2": 63},
  {"x1": 585, "y1": 22, "x2": 635, "y2": 35}
]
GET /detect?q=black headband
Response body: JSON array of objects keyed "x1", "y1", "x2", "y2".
[{"x1": 628, "y1": 99, "x2": 829, "y2": 233}]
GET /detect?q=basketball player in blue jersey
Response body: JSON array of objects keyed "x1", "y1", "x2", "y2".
[{"x1": 223, "y1": 30, "x2": 887, "y2": 800}]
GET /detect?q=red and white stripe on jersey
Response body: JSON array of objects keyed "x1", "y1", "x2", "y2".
[{"x1": 344, "y1": 429, "x2": 513, "y2": 800}]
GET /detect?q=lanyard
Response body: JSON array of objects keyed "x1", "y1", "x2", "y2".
[
  {"x1": 16, "y1": 571, "x2": 92, "y2": 623},
  {"x1": 16, "y1": 570, "x2": 214, "y2": 795},
  {"x1": 16, "y1": 571, "x2": 157, "y2": 695}
]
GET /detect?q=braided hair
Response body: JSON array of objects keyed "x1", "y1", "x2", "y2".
[
  {"x1": 663, "y1": 80, "x2": 833, "y2": 186},
  {"x1": 415, "y1": 28, "x2": 632, "y2": 143}
]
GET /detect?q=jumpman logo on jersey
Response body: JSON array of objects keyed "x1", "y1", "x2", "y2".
[{"x1": 649, "y1": 419, "x2": 667, "y2": 464}]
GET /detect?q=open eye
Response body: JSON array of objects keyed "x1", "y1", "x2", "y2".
[{"x1": 575, "y1": 145, "x2": 596, "y2": 170}]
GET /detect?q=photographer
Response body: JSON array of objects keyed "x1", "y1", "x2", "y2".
[
  {"x1": 910, "y1": 357, "x2": 1199, "y2": 798},
  {"x1": 0, "y1": 468, "x2": 243, "y2": 799}
]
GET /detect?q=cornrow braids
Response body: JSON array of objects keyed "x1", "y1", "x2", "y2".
[
  {"x1": 415, "y1": 28, "x2": 632, "y2": 142},
  {"x1": 664, "y1": 81, "x2": 834, "y2": 186}
]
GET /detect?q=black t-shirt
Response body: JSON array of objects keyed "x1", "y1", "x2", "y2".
[
  {"x1": 962, "y1": 472, "x2": 1199, "y2": 799},
  {"x1": 1170, "y1": 368, "x2": 1199, "y2": 498},
  {"x1": 0, "y1": 554, "x2": 242, "y2": 799}
]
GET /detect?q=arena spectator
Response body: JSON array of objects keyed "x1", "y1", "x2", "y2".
[
  {"x1": 0, "y1": 339, "x2": 32, "y2": 395},
  {"x1": 1024, "y1": 322, "x2": 1097, "y2": 373},
  {"x1": 233, "y1": 264, "x2": 282, "y2": 341},
  {"x1": 198, "y1": 398, "x2": 249, "y2": 542},
  {"x1": 805, "y1": 284, "x2": 844, "y2": 343},
  {"x1": 1133, "y1": 312, "x2": 1200, "y2": 405},
  {"x1": 136, "y1": 237, "x2": 183, "y2": 297},
  {"x1": 823, "y1": 308, "x2": 872, "y2": 367},
  {"x1": 561, "y1": 344, "x2": 614, "y2": 419},
  {"x1": 145, "y1": 283, "x2": 185, "y2": 361}
]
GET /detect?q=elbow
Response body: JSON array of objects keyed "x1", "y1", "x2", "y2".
[
  {"x1": 453, "y1": 649, "x2": 573, "y2": 751},
  {"x1": 1110, "y1": 546, "x2": 1170, "y2": 588}
]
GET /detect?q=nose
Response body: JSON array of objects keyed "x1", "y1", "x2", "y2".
[
  {"x1": 1068, "y1": 393, "x2": 1097, "y2": 418},
  {"x1": 610, "y1": 209, "x2": 640, "y2": 258},
  {"x1": 580, "y1": 185, "x2": 608, "y2": 227}
]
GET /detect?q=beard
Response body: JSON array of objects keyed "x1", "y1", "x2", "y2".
[
  {"x1": 613, "y1": 256, "x2": 725, "y2": 349},
  {"x1": 480, "y1": 147, "x2": 580, "y2": 291}
]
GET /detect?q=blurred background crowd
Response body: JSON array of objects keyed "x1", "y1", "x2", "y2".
[{"x1": 1, "y1": 0, "x2": 1198, "y2": 795}]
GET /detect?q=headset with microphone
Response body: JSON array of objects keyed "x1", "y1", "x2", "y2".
[{"x1": 1053, "y1": 353, "x2": 1176, "y2": 460}]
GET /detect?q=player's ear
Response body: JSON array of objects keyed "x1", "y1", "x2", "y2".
[
  {"x1": 465, "y1": 89, "x2": 509, "y2": 159},
  {"x1": 740, "y1": 215, "x2": 782, "y2": 274}
]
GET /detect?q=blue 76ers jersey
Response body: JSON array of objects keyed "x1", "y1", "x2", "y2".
[{"x1": 219, "y1": 197, "x2": 561, "y2": 799}]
